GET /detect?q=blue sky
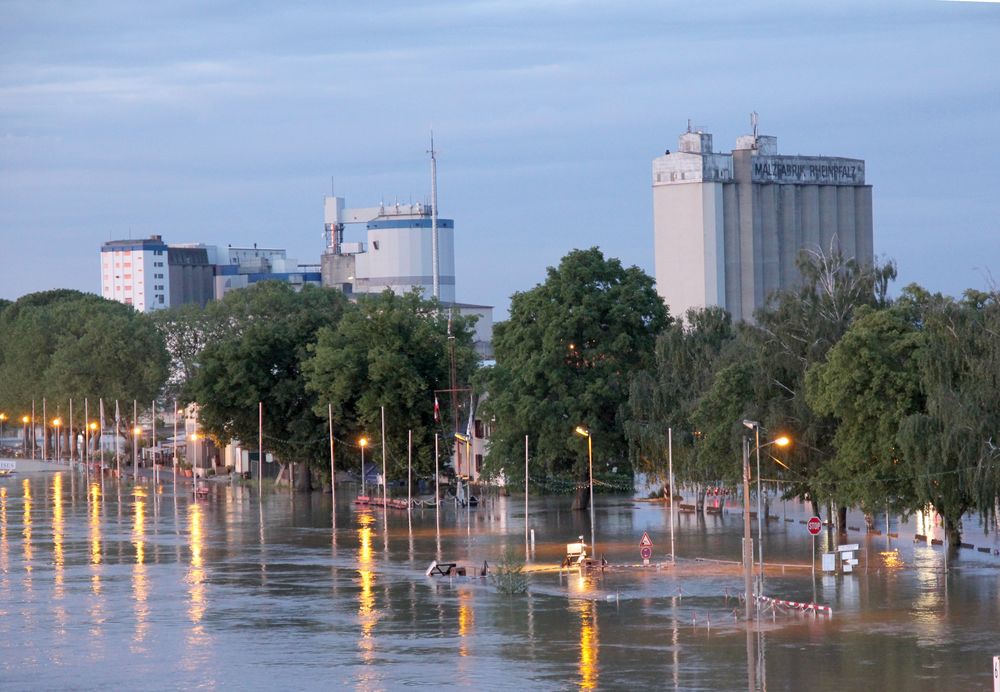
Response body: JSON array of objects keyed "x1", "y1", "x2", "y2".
[{"x1": 2, "y1": 0, "x2": 998, "y2": 317}]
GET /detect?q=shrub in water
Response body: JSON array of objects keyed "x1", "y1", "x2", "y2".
[{"x1": 491, "y1": 548, "x2": 527, "y2": 595}]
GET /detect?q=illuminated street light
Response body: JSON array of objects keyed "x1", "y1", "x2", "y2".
[
  {"x1": 21, "y1": 416, "x2": 30, "y2": 457},
  {"x1": 574, "y1": 426, "x2": 596, "y2": 555},
  {"x1": 358, "y1": 437, "x2": 368, "y2": 497},
  {"x1": 53, "y1": 418, "x2": 62, "y2": 461},
  {"x1": 741, "y1": 419, "x2": 792, "y2": 618}
]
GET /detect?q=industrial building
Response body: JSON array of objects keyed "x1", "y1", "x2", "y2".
[
  {"x1": 100, "y1": 236, "x2": 320, "y2": 312},
  {"x1": 652, "y1": 124, "x2": 874, "y2": 322},
  {"x1": 320, "y1": 194, "x2": 493, "y2": 358}
]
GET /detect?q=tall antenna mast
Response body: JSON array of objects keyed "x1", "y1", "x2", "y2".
[{"x1": 428, "y1": 131, "x2": 440, "y2": 300}]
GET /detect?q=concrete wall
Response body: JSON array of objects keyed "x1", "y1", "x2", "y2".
[{"x1": 653, "y1": 181, "x2": 724, "y2": 320}]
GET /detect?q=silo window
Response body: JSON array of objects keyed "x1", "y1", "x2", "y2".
[{"x1": 373, "y1": 241, "x2": 380, "y2": 250}]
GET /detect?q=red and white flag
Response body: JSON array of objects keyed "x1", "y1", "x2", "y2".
[{"x1": 433, "y1": 396, "x2": 440, "y2": 422}]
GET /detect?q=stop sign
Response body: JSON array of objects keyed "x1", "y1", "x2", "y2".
[{"x1": 807, "y1": 516, "x2": 822, "y2": 535}]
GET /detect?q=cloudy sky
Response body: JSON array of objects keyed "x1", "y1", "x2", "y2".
[{"x1": 2, "y1": 0, "x2": 998, "y2": 316}]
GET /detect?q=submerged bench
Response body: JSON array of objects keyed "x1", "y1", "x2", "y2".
[{"x1": 426, "y1": 561, "x2": 465, "y2": 577}]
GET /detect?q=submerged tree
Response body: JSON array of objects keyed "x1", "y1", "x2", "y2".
[
  {"x1": 187, "y1": 282, "x2": 348, "y2": 491},
  {"x1": 806, "y1": 294, "x2": 926, "y2": 523},
  {"x1": 895, "y1": 289, "x2": 1000, "y2": 545},
  {"x1": 482, "y1": 248, "x2": 668, "y2": 508},
  {"x1": 623, "y1": 306, "x2": 739, "y2": 503},
  {"x1": 303, "y1": 289, "x2": 478, "y2": 483}
]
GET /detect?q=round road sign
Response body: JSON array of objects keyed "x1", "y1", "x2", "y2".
[
  {"x1": 640, "y1": 546, "x2": 652, "y2": 560},
  {"x1": 807, "y1": 516, "x2": 822, "y2": 535}
]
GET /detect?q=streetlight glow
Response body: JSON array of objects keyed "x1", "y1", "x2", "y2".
[
  {"x1": 574, "y1": 426, "x2": 590, "y2": 438},
  {"x1": 774, "y1": 435, "x2": 790, "y2": 447}
]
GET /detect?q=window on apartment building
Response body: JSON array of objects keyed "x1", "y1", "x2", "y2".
[
  {"x1": 474, "y1": 419, "x2": 484, "y2": 438},
  {"x1": 475, "y1": 454, "x2": 483, "y2": 474},
  {"x1": 158, "y1": 295, "x2": 165, "y2": 304}
]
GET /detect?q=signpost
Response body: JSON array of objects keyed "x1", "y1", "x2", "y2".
[
  {"x1": 807, "y1": 516, "x2": 822, "y2": 575},
  {"x1": 639, "y1": 532, "x2": 653, "y2": 566}
]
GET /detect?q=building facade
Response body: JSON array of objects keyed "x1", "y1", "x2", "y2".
[
  {"x1": 652, "y1": 127, "x2": 874, "y2": 322},
  {"x1": 321, "y1": 196, "x2": 456, "y2": 303},
  {"x1": 100, "y1": 236, "x2": 171, "y2": 312},
  {"x1": 101, "y1": 236, "x2": 320, "y2": 312}
]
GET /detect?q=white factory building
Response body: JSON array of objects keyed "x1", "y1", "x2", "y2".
[
  {"x1": 652, "y1": 124, "x2": 874, "y2": 323},
  {"x1": 321, "y1": 196, "x2": 456, "y2": 303}
]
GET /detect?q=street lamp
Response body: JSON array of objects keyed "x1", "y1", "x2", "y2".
[
  {"x1": 741, "y1": 420, "x2": 790, "y2": 617},
  {"x1": 22, "y1": 416, "x2": 30, "y2": 457},
  {"x1": 133, "y1": 425, "x2": 142, "y2": 479},
  {"x1": 88, "y1": 422, "x2": 98, "y2": 472},
  {"x1": 52, "y1": 418, "x2": 62, "y2": 461},
  {"x1": 358, "y1": 437, "x2": 368, "y2": 497},
  {"x1": 574, "y1": 426, "x2": 596, "y2": 556}
]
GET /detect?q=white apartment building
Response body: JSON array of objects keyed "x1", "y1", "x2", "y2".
[{"x1": 100, "y1": 236, "x2": 171, "y2": 312}]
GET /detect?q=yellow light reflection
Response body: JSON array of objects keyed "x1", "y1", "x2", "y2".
[
  {"x1": 458, "y1": 589, "x2": 474, "y2": 658},
  {"x1": 356, "y1": 512, "x2": 378, "y2": 664},
  {"x1": 879, "y1": 550, "x2": 904, "y2": 569},
  {"x1": 53, "y1": 474, "x2": 64, "y2": 597},
  {"x1": 571, "y1": 599, "x2": 599, "y2": 689},
  {"x1": 1, "y1": 487, "x2": 7, "y2": 590},
  {"x1": 132, "y1": 487, "x2": 149, "y2": 647},
  {"x1": 22, "y1": 479, "x2": 32, "y2": 588},
  {"x1": 88, "y1": 482, "x2": 105, "y2": 646},
  {"x1": 187, "y1": 502, "x2": 205, "y2": 625}
]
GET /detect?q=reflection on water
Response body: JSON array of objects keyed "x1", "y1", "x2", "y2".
[
  {"x1": 186, "y1": 500, "x2": 210, "y2": 665},
  {"x1": 572, "y1": 598, "x2": 599, "y2": 690},
  {"x1": 22, "y1": 478, "x2": 32, "y2": 588},
  {"x1": 132, "y1": 486, "x2": 149, "y2": 649},
  {"x1": 356, "y1": 511, "x2": 378, "y2": 673},
  {"x1": 0, "y1": 474, "x2": 996, "y2": 690},
  {"x1": 458, "y1": 588, "x2": 474, "y2": 658}
]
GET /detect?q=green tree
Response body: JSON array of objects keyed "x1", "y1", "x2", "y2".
[
  {"x1": 303, "y1": 289, "x2": 478, "y2": 484},
  {"x1": 0, "y1": 290, "x2": 168, "y2": 412},
  {"x1": 806, "y1": 295, "x2": 926, "y2": 521},
  {"x1": 896, "y1": 289, "x2": 1000, "y2": 545},
  {"x1": 186, "y1": 282, "x2": 348, "y2": 490},
  {"x1": 481, "y1": 248, "x2": 668, "y2": 508},
  {"x1": 623, "y1": 306, "x2": 739, "y2": 500}
]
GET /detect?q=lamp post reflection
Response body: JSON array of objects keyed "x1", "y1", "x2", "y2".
[
  {"x1": 571, "y1": 598, "x2": 599, "y2": 690},
  {"x1": 132, "y1": 487, "x2": 149, "y2": 648},
  {"x1": 356, "y1": 512, "x2": 377, "y2": 666},
  {"x1": 186, "y1": 501, "x2": 209, "y2": 664}
]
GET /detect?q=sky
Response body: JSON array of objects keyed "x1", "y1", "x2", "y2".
[{"x1": 2, "y1": 0, "x2": 999, "y2": 318}]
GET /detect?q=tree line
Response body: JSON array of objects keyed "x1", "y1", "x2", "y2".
[{"x1": 2, "y1": 249, "x2": 997, "y2": 544}]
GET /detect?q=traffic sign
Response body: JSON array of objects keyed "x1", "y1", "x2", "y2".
[
  {"x1": 639, "y1": 531, "x2": 653, "y2": 548},
  {"x1": 807, "y1": 516, "x2": 822, "y2": 535},
  {"x1": 640, "y1": 546, "x2": 652, "y2": 560}
]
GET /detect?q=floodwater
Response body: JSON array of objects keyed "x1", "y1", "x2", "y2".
[{"x1": 1, "y1": 467, "x2": 998, "y2": 691}]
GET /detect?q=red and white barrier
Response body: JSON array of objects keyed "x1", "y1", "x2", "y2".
[{"x1": 758, "y1": 594, "x2": 833, "y2": 616}]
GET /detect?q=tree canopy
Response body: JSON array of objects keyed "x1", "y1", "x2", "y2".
[
  {"x1": 0, "y1": 290, "x2": 168, "y2": 413},
  {"x1": 303, "y1": 289, "x2": 478, "y2": 480},
  {"x1": 185, "y1": 282, "x2": 348, "y2": 484},
  {"x1": 482, "y1": 248, "x2": 668, "y2": 497}
]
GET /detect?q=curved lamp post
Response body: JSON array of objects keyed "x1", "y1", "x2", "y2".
[{"x1": 741, "y1": 420, "x2": 790, "y2": 620}]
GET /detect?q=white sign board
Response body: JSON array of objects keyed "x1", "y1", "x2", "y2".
[
  {"x1": 0, "y1": 460, "x2": 15, "y2": 472},
  {"x1": 822, "y1": 553, "x2": 837, "y2": 572},
  {"x1": 993, "y1": 655, "x2": 998, "y2": 692}
]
